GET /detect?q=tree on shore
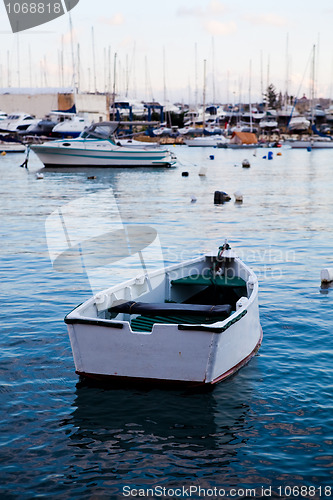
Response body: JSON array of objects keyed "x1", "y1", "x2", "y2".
[{"x1": 264, "y1": 83, "x2": 278, "y2": 109}]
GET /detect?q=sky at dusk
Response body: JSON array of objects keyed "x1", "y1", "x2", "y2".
[{"x1": 0, "y1": 0, "x2": 333, "y2": 104}]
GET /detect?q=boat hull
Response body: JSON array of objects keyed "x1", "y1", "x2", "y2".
[
  {"x1": 65, "y1": 252, "x2": 262, "y2": 388},
  {"x1": 288, "y1": 140, "x2": 333, "y2": 149},
  {"x1": 31, "y1": 140, "x2": 175, "y2": 167}
]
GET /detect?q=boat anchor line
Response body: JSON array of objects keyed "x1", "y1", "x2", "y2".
[{"x1": 19, "y1": 145, "x2": 30, "y2": 169}]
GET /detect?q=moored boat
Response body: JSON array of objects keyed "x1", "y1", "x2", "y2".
[
  {"x1": 30, "y1": 122, "x2": 176, "y2": 167},
  {"x1": 184, "y1": 135, "x2": 229, "y2": 147},
  {"x1": 65, "y1": 243, "x2": 262, "y2": 388},
  {"x1": 0, "y1": 141, "x2": 26, "y2": 153},
  {"x1": 287, "y1": 137, "x2": 333, "y2": 149}
]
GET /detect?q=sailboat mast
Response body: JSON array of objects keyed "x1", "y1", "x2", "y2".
[
  {"x1": 69, "y1": 12, "x2": 76, "y2": 92},
  {"x1": 311, "y1": 44, "x2": 316, "y2": 126},
  {"x1": 112, "y1": 52, "x2": 117, "y2": 120},
  {"x1": 202, "y1": 59, "x2": 206, "y2": 131},
  {"x1": 16, "y1": 33, "x2": 20, "y2": 87},
  {"x1": 249, "y1": 59, "x2": 253, "y2": 132},
  {"x1": 194, "y1": 43, "x2": 198, "y2": 109},
  {"x1": 212, "y1": 37, "x2": 216, "y2": 104},
  {"x1": 163, "y1": 46, "x2": 167, "y2": 103},
  {"x1": 285, "y1": 33, "x2": 289, "y2": 107},
  {"x1": 91, "y1": 26, "x2": 97, "y2": 93}
]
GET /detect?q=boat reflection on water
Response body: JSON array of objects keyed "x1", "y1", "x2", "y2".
[{"x1": 61, "y1": 367, "x2": 259, "y2": 493}]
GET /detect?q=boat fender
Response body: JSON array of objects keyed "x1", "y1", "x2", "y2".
[
  {"x1": 234, "y1": 191, "x2": 243, "y2": 203},
  {"x1": 320, "y1": 268, "x2": 333, "y2": 283}
]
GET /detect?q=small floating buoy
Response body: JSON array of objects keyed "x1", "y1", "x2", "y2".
[
  {"x1": 36, "y1": 173, "x2": 44, "y2": 179},
  {"x1": 277, "y1": 152, "x2": 282, "y2": 156},
  {"x1": 209, "y1": 155, "x2": 214, "y2": 160},
  {"x1": 182, "y1": 171, "x2": 189, "y2": 177},
  {"x1": 242, "y1": 159, "x2": 250, "y2": 168},
  {"x1": 234, "y1": 191, "x2": 243, "y2": 203},
  {"x1": 87, "y1": 176, "x2": 96, "y2": 179},
  {"x1": 307, "y1": 146, "x2": 312, "y2": 152},
  {"x1": 262, "y1": 155, "x2": 267, "y2": 159},
  {"x1": 191, "y1": 195, "x2": 197, "y2": 203},
  {"x1": 1, "y1": 151, "x2": 6, "y2": 156},
  {"x1": 214, "y1": 191, "x2": 231, "y2": 204},
  {"x1": 198, "y1": 167, "x2": 207, "y2": 176},
  {"x1": 320, "y1": 268, "x2": 333, "y2": 283},
  {"x1": 268, "y1": 151, "x2": 273, "y2": 160}
]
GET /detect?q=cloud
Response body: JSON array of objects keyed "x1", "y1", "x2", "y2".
[
  {"x1": 177, "y1": 1, "x2": 228, "y2": 18},
  {"x1": 204, "y1": 20, "x2": 236, "y2": 36},
  {"x1": 177, "y1": 1, "x2": 233, "y2": 36},
  {"x1": 177, "y1": 7, "x2": 203, "y2": 17},
  {"x1": 244, "y1": 13, "x2": 287, "y2": 27},
  {"x1": 100, "y1": 13, "x2": 125, "y2": 26},
  {"x1": 208, "y1": 0, "x2": 228, "y2": 16}
]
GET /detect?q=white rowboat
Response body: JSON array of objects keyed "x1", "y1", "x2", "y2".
[{"x1": 65, "y1": 243, "x2": 262, "y2": 388}]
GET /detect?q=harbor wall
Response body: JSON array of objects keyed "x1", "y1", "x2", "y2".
[{"x1": 0, "y1": 92, "x2": 108, "y2": 121}]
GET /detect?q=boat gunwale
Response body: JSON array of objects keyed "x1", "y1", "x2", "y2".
[{"x1": 65, "y1": 253, "x2": 258, "y2": 333}]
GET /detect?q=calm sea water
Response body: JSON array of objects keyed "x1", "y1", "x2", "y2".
[{"x1": 0, "y1": 145, "x2": 332, "y2": 499}]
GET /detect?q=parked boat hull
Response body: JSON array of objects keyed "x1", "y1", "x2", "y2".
[
  {"x1": 65, "y1": 250, "x2": 262, "y2": 388},
  {"x1": 288, "y1": 140, "x2": 333, "y2": 149},
  {"x1": 31, "y1": 139, "x2": 175, "y2": 167}
]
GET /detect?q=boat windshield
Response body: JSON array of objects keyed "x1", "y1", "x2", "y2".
[{"x1": 80, "y1": 122, "x2": 119, "y2": 140}]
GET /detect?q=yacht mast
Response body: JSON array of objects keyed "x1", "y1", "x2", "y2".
[
  {"x1": 249, "y1": 59, "x2": 252, "y2": 132},
  {"x1": 202, "y1": 59, "x2": 206, "y2": 131}
]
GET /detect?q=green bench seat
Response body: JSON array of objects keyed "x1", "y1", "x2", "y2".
[
  {"x1": 130, "y1": 312, "x2": 232, "y2": 332},
  {"x1": 171, "y1": 274, "x2": 246, "y2": 288}
]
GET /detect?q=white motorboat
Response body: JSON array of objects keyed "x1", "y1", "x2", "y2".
[
  {"x1": 30, "y1": 122, "x2": 176, "y2": 167},
  {"x1": 287, "y1": 116, "x2": 310, "y2": 132},
  {"x1": 65, "y1": 243, "x2": 262, "y2": 388},
  {"x1": 0, "y1": 112, "x2": 38, "y2": 133},
  {"x1": 287, "y1": 137, "x2": 333, "y2": 149},
  {"x1": 184, "y1": 135, "x2": 229, "y2": 147},
  {"x1": 0, "y1": 141, "x2": 26, "y2": 153},
  {"x1": 259, "y1": 111, "x2": 278, "y2": 130},
  {"x1": 51, "y1": 115, "x2": 91, "y2": 138}
]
